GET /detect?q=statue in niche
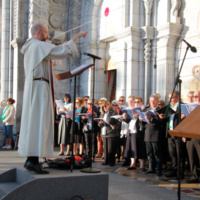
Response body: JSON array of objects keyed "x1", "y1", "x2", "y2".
[
  {"x1": 143, "y1": 0, "x2": 153, "y2": 14},
  {"x1": 172, "y1": 0, "x2": 182, "y2": 17},
  {"x1": 188, "y1": 65, "x2": 200, "y2": 92},
  {"x1": 171, "y1": 0, "x2": 181, "y2": 23}
]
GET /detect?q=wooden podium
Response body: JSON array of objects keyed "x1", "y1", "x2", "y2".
[{"x1": 169, "y1": 105, "x2": 200, "y2": 139}]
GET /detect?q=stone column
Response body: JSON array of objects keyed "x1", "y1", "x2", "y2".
[
  {"x1": 115, "y1": 27, "x2": 140, "y2": 98},
  {"x1": 11, "y1": 0, "x2": 29, "y2": 133},
  {"x1": 96, "y1": 41, "x2": 106, "y2": 99},
  {"x1": 144, "y1": 38, "x2": 151, "y2": 102},
  {"x1": 142, "y1": 0, "x2": 154, "y2": 103},
  {"x1": 143, "y1": 0, "x2": 154, "y2": 26},
  {"x1": 116, "y1": 40, "x2": 127, "y2": 98},
  {"x1": 1, "y1": 0, "x2": 10, "y2": 100},
  {"x1": 156, "y1": 23, "x2": 183, "y2": 100},
  {"x1": 11, "y1": 39, "x2": 25, "y2": 133}
]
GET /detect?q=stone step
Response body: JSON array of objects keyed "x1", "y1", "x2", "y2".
[
  {"x1": 0, "y1": 182, "x2": 20, "y2": 194},
  {"x1": 0, "y1": 167, "x2": 108, "y2": 200}
]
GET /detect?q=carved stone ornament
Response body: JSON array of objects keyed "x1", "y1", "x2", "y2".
[
  {"x1": 143, "y1": 0, "x2": 154, "y2": 15},
  {"x1": 144, "y1": 39, "x2": 151, "y2": 61},
  {"x1": 171, "y1": 0, "x2": 181, "y2": 17},
  {"x1": 49, "y1": 13, "x2": 63, "y2": 29}
]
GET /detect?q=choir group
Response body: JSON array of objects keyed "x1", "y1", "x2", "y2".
[{"x1": 55, "y1": 90, "x2": 200, "y2": 183}]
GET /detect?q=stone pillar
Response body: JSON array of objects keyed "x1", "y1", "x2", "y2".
[
  {"x1": 141, "y1": 26, "x2": 154, "y2": 103},
  {"x1": 9, "y1": 0, "x2": 13, "y2": 98},
  {"x1": 11, "y1": 0, "x2": 29, "y2": 133},
  {"x1": 143, "y1": 0, "x2": 154, "y2": 26},
  {"x1": 29, "y1": 0, "x2": 49, "y2": 36},
  {"x1": 115, "y1": 27, "x2": 140, "y2": 98},
  {"x1": 96, "y1": 41, "x2": 106, "y2": 99},
  {"x1": 142, "y1": 0, "x2": 154, "y2": 103},
  {"x1": 116, "y1": 40, "x2": 126, "y2": 98},
  {"x1": 11, "y1": 39, "x2": 25, "y2": 133},
  {"x1": 1, "y1": 0, "x2": 10, "y2": 100},
  {"x1": 144, "y1": 39, "x2": 151, "y2": 102},
  {"x1": 156, "y1": 23, "x2": 183, "y2": 100}
]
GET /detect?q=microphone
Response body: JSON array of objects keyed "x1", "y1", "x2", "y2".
[
  {"x1": 82, "y1": 52, "x2": 101, "y2": 60},
  {"x1": 182, "y1": 39, "x2": 197, "y2": 53}
]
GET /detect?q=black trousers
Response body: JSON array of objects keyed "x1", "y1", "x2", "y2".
[
  {"x1": 186, "y1": 139, "x2": 200, "y2": 180},
  {"x1": 168, "y1": 137, "x2": 185, "y2": 171},
  {"x1": 84, "y1": 131, "x2": 95, "y2": 158},
  {"x1": 103, "y1": 137, "x2": 118, "y2": 166},
  {"x1": 146, "y1": 142, "x2": 162, "y2": 173}
]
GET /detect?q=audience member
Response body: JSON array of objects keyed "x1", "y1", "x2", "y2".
[{"x1": 1, "y1": 98, "x2": 16, "y2": 149}]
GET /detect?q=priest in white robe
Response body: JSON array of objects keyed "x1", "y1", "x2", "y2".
[{"x1": 18, "y1": 22, "x2": 87, "y2": 174}]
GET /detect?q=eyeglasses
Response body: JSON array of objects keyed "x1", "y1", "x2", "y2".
[
  {"x1": 112, "y1": 105, "x2": 118, "y2": 107},
  {"x1": 87, "y1": 103, "x2": 92, "y2": 105},
  {"x1": 104, "y1": 105, "x2": 109, "y2": 107},
  {"x1": 119, "y1": 99, "x2": 124, "y2": 102},
  {"x1": 134, "y1": 101, "x2": 140, "y2": 103},
  {"x1": 84, "y1": 99, "x2": 88, "y2": 101}
]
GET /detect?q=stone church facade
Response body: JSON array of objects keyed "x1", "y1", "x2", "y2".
[{"x1": 0, "y1": 0, "x2": 200, "y2": 139}]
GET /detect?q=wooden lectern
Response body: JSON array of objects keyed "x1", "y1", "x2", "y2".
[{"x1": 169, "y1": 105, "x2": 200, "y2": 139}]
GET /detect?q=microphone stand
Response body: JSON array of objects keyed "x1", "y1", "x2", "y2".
[
  {"x1": 81, "y1": 56, "x2": 101, "y2": 173},
  {"x1": 165, "y1": 46, "x2": 190, "y2": 200},
  {"x1": 71, "y1": 75, "x2": 77, "y2": 172}
]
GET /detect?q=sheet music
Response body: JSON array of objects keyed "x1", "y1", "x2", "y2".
[
  {"x1": 79, "y1": 113, "x2": 93, "y2": 118},
  {"x1": 186, "y1": 102, "x2": 199, "y2": 112},
  {"x1": 56, "y1": 64, "x2": 94, "y2": 80},
  {"x1": 110, "y1": 115, "x2": 123, "y2": 120},
  {"x1": 65, "y1": 110, "x2": 78, "y2": 120},
  {"x1": 94, "y1": 118, "x2": 111, "y2": 125},
  {"x1": 55, "y1": 99, "x2": 64, "y2": 109},
  {"x1": 122, "y1": 107, "x2": 141, "y2": 119},
  {"x1": 136, "y1": 111, "x2": 148, "y2": 123},
  {"x1": 181, "y1": 103, "x2": 199, "y2": 117},
  {"x1": 71, "y1": 64, "x2": 94, "y2": 76}
]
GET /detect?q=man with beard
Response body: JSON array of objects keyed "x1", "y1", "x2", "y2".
[{"x1": 18, "y1": 22, "x2": 87, "y2": 174}]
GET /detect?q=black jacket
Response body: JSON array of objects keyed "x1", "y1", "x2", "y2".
[
  {"x1": 98, "y1": 109, "x2": 121, "y2": 137},
  {"x1": 82, "y1": 106, "x2": 100, "y2": 133}
]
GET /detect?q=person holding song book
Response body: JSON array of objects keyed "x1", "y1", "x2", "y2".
[
  {"x1": 69, "y1": 97, "x2": 87, "y2": 156},
  {"x1": 82, "y1": 98, "x2": 100, "y2": 161},
  {"x1": 122, "y1": 95, "x2": 138, "y2": 170},
  {"x1": 98, "y1": 101, "x2": 120, "y2": 167},
  {"x1": 56, "y1": 94, "x2": 72, "y2": 156},
  {"x1": 111, "y1": 100, "x2": 122, "y2": 162},
  {"x1": 140, "y1": 94, "x2": 162, "y2": 176}
]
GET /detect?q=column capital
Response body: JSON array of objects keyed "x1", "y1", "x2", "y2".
[
  {"x1": 141, "y1": 26, "x2": 154, "y2": 40},
  {"x1": 11, "y1": 38, "x2": 26, "y2": 48}
]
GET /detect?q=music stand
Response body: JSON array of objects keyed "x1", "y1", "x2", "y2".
[
  {"x1": 81, "y1": 55, "x2": 101, "y2": 173},
  {"x1": 56, "y1": 63, "x2": 94, "y2": 172}
]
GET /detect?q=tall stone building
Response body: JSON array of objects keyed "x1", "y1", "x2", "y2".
[{"x1": 0, "y1": 0, "x2": 200, "y2": 140}]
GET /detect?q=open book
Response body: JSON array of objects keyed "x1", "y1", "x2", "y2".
[
  {"x1": 110, "y1": 115, "x2": 123, "y2": 120},
  {"x1": 56, "y1": 64, "x2": 94, "y2": 80},
  {"x1": 122, "y1": 106, "x2": 142, "y2": 119},
  {"x1": 136, "y1": 111, "x2": 148, "y2": 123},
  {"x1": 136, "y1": 110, "x2": 157, "y2": 123},
  {"x1": 181, "y1": 102, "x2": 199, "y2": 117},
  {"x1": 78, "y1": 113, "x2": 93, "y2": 118},
  {"x1": 55, "y1": 99, "x2": 64, "y2": 109},
  {"x1": 65, "y1": 110, "x2": 78, "y2": 120},
  {"x1": 94, "y1": 118, "x2": 111, "y2": 125}
]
